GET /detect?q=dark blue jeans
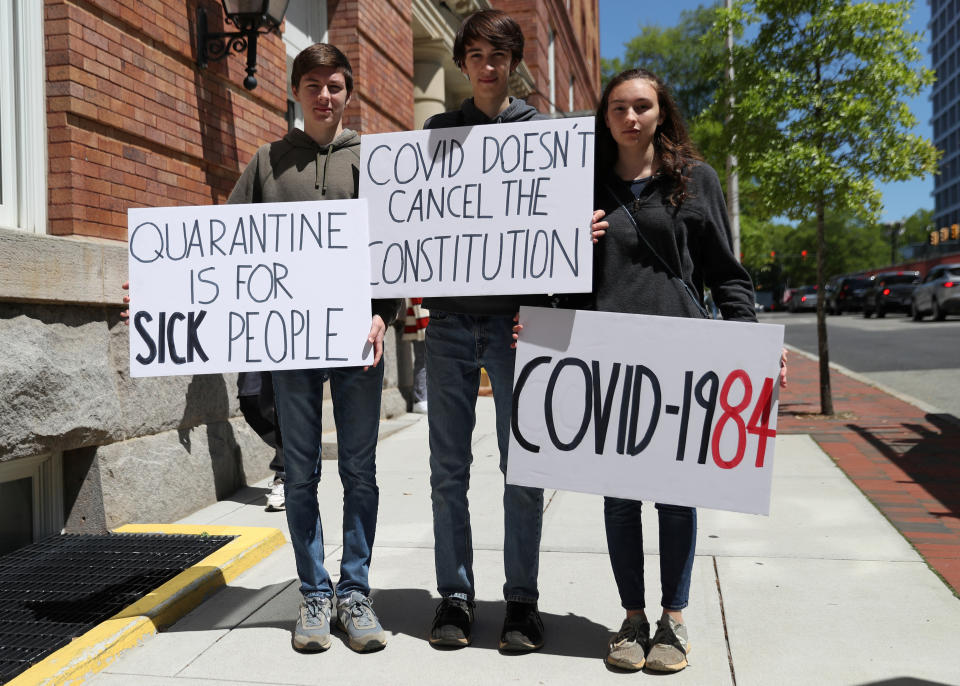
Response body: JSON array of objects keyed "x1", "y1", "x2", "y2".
[
  {"x1": 426, "y1": 311, "x2": 544, "y2": 603},
  {"x1": 272, "y1": 365, "x2": 383, "y2": 599},
  {"x1": 603, "y1": 498, "x2": 697, "y2": 611}
]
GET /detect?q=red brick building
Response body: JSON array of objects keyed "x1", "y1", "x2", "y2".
[{"x1": 0, "y1": 0, "x2": 600, "y2": 550}]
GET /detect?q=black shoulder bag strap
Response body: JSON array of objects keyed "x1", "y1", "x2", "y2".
[{"x1": 605, "y1": 182, "x2": 711, "y2": 319}]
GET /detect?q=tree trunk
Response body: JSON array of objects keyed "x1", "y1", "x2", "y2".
[{"x1": 816, "y1": 194, "x2": 833, "y2": 415}]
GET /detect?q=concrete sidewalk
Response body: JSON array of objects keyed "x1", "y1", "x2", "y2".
[{"x1": 83, "y1": 396, "x2": 960, "y2": 686}]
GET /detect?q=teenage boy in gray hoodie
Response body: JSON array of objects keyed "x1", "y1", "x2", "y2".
[{"x1": 228, "y1": 43, "x2": 401, "y2": 654}]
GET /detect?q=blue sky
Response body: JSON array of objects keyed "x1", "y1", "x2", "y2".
[{"x1": 597, "y1": 0, "x2": 935, "y2": 223}]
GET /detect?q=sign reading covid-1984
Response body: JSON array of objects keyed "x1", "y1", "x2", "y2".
[
  {"x1": 127, "y1": 199, "x2": 375, "y2": 377},
  {"x1": 360, "y1": 117, "x2": 595, "y2": 298},
  {"x1": 507, "y1": 307, "x2": 785, "y2": 515}
]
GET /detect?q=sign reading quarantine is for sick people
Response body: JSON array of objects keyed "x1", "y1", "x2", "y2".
[
  {"x1": 359, "y1": 117, "x2": 595, "y2": 298},
  {"x1": 127, "y1": 199, "x2": 374, "y2": 377},
  {"x1": 507, "y1": 307, "x2": 785, "y2": 515}
]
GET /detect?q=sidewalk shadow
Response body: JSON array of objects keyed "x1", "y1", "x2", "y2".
[
  {"x1": 857, "y1": 679, "x2": 957, "y2": 686},
  {"x1": 369, "y1": 588, "x2": 609, "y2": 660},
  {"x1": 847, "y1": 412, "x2": 960, "y2": 522}
]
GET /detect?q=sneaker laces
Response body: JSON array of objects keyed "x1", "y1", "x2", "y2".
[
  {"x1": 303, "y1": 597, "x2": 329, "y2": 627},
  {"x1": 347, "y1": 595, "x2": 376, "y2": 628},
  {"x1": 435, "y1": 596, "x2": 473, "y2": 621},
  {"x1": 652, "y1": 618, "x2": 686, "y2": 654},
  {"x1": 612, "y1": 616, "x2": 646, "y2": 647}
]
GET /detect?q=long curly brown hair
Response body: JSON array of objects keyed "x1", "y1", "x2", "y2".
[{"x1": 596, "y1": 68, "x2": 703, "y2": 207}]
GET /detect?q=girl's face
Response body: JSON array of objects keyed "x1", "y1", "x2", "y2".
[{"x1": 604, "y1": 78, "x2": 663, "y2": 153}]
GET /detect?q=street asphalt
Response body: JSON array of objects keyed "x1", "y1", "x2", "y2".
[
  {"x1": 83, "y1": 395, "x2": 960, "y2": 686},
  {"x1": 763, "y1": 310, "x2": 960, "y2": 419}
]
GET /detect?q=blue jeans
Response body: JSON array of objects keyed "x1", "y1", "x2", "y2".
[
  {"x1": 272, "y1": 365, "x2": 383, "y2": 599},
  {"x1": 603, "y1": 499, "x2": 697, "y2": 611},
  {"x1": 426, "y1": 312, "x2": 544, "y2": 603}
]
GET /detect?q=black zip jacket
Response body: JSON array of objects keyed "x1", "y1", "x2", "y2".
[{"x1": 581, "y1": 161, "x2": 756, "y2": 322}]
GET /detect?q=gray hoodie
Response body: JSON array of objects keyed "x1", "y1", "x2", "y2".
[
  {"x1": 422, "y1": 98, "x2": 553, "y2": 316},
  {"x1": 228, "y1": 128, "x2": 401, "y2": 326}
]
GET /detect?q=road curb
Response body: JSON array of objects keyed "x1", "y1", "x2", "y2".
[
  {"x1": 783, "y1": 343, "x2": 960, "y2": 425},
  {"x1": 8, "y1": 524, "x2": 285, "y2": 686}
]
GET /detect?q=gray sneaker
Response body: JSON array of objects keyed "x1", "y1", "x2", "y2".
[
  {"x1": 646, "y1": 616, "x2": 690, "y2": 672},
  {"x1": 293, "y1": 596, "x2": 333, "y2": 652},
  {"x1": 336, "y1": 591, "x2": 387, "y2": 652},
  {"x1": 606, "y1": 615, "x2": 650, "y2": 671}
]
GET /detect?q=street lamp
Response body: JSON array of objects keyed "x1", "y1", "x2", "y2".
[{"x1": 197, "y1": 0, "x2": 289, "y2": 91}]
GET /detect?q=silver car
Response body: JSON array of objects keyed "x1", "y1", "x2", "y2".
[{"x1": 911, "y1": 263, "x2": 960, "y2": 321}]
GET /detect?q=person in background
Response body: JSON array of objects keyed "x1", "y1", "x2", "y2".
[
  {"x1": 236, "y1": 371, "x2": 286, "y2": 511},
  {"x1": 402, "y1": 298, "x2": 429, "y2": 414}
]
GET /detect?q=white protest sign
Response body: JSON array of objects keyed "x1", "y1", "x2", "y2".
[
  {"x1": 359, "y1": 117, "x2": 595, "y2": 298},
  {"x1": 127, "y1": 199, "x2": 374, "y2": 377},
  {"x1": 507, "y1": 306, "x2": 785, "y2": 515}
]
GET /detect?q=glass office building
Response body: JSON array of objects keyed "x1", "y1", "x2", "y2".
[{"x1": 931, "y1": 0, "x2": 960, "y2": 230}]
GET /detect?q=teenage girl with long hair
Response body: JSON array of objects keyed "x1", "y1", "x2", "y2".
[{"x1": 593, "y1": 67, "x2": 763, "y2": 673}]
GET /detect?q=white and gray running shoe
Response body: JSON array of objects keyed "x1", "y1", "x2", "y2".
[
  {"x1": 336, "y1": 591, "x2": 387, "y2": 652},
  {"x1": 293, "y1": 596, "x2": 333, "y2": 652},
  {"x1": 265, "y1": 477, "x2": 285, "y2": 511}
]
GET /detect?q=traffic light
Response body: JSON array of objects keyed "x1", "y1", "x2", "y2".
[
  {"x1": 801, "y1": 250, "x2": 808, "y2": 259},
  {"x1": 931, "y1": 230, "x2": 940, "y2": 246},
  {"x1": 952, "y1": 224, "x2": 959, "y2": 241},
  {"x1": 770, "y1": 250, "x2": 776, "y2": 259}
]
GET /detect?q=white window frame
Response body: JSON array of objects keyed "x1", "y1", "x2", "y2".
[
  {"x1": 548, "y1": 28, "x2": 556, "y2": 114},
  {"x1": 0, "y1": 0, "x2": 47, "y2": 233},
  {"x1": 283, "y1": 0, "x2": 329, "y2": 132},
  {"x1": 0, "y1": 453, "x2": 64, "y2": 546}
]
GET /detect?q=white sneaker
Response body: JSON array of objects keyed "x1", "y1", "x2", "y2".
[
  {"x1": 412, "y1": 401, "x2": 428, "y2": 414},
  {"x1": 265, "y1": 478, "x2": 285, "y2": 511}
]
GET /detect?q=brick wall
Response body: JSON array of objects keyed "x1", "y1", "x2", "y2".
[
  {"x1": 493, "y1": 0, "x2": 600, "y2": 114},
  {"x1": 44, "y1": 0, "x2": 288, "y2": 240},
  {"x1": 328, "y1": 0, "x2": 414, "y2": 135}
]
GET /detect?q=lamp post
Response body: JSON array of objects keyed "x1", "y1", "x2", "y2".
[
  {"x1": 884, "y1": 220, "x2": 904, "y2": 266},
  {"x1": 197, "y1": 0, "x2": 289, "y2": 90}
]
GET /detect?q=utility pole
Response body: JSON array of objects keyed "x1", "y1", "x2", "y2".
[{"x1": 725, "y1": 0, "x2": 741, "y2": 261}]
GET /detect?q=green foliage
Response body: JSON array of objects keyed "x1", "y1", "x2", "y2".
[
  {"x1": 715, "y1": 0, "x2": 940, "y2": 223},
  {"x1": 900, "y1": 207, "x2": 934, "y2": 244}
]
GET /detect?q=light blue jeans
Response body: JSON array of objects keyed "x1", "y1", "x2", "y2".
[
  {"x1": 426, "y1": 311, "x2": 544, "y2": 603},
  {"x1": 272, "y1": 365, "x2": 383, "y2": 599}
]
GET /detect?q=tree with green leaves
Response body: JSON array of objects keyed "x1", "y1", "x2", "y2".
[{"x1": 716, "y1": 0, "x2": 939, "y2": 415}]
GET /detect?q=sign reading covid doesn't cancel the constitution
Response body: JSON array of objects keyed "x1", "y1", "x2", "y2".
[
  {"x1": 127, "y1": 199, "x2": 374, "y2": 377},
  {"x1": 360, "y1": 117, "x2": 595, "y2": 298}
]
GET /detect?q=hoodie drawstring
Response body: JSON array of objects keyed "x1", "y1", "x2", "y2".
[{"x1": 316, "y1": 148, "x2": 331, "y2": 195}]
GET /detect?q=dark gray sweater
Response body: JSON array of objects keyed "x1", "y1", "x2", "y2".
[
  {"x1": 585, "y1": 162, "x2": 756, "y2": 322},
  {"x1": 422, "y1": 98, "x2": 553, "y2": 316}
]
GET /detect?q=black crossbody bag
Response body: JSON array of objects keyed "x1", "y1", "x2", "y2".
[{"x1": 604, "y1": 182, "x2": 712, "y2": 320}]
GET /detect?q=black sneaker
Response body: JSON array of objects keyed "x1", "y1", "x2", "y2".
[
  {"x1": 429, "y1": 597, "x2": 474, "y2": 647},
  {"x1": 499, "y1": 600, "x2": 544, "y2": 652}
]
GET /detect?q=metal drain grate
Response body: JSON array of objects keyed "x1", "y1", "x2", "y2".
[{"x1": 0, "y1": 532, "x2": 234, "y2": 684}]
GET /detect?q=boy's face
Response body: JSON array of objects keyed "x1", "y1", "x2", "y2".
[
  {"x1": 293, "y1": 66, "x2": 350, "y2": 132},
  {"x1": 461, "y1": 38, "x2": 518, "y2": 99}
]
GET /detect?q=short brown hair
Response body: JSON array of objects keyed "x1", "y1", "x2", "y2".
[
  {"x1": 291, "y1": 43, "x2": 353, "y2": 93},
  {"x1": 453, "y1": 10, "x2": 524, "y2": 69}
]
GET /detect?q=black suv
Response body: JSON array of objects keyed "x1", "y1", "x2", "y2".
[
  {"x1": 827, "y1": 275, "x2": 874, "y2": 314},
  {"x1": 863, "y1": 271, "x2": 920, "y2": 317}
]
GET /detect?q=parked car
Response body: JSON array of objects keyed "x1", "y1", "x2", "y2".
[
  {"x1": 863, "y1": 271, "x2": 920, "y2": 318},
  {"x1": 911, "y1": 263, "x2": 960, "y2": 321},
  {"x1": 788, "y1": 285, "x2": 818, "y2": 312},
  {"x1": 827, "y1": 275, "x2": 874, "y2": 314}
]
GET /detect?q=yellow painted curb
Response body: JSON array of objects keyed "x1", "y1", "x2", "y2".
[{"x1": 8, "y1": 524, "x2": 285, "y2": 686}]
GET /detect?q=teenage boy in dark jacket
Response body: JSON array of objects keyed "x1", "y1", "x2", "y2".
[
  {"x1": 228, "y1": 43, "x2": 401, "y2": 654},
  {"x1": 423, "y1": 9, "x2": 550, "y2": 653}
]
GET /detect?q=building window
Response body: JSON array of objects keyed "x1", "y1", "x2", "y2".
[
  {"x1": 283, "y1": 0, "x2": 328, "y2": 132},
  {"x1": 0, "y1": 0, "x2": 46, "y2": 233},
  {"x1": 0, "y1": 453, "x2": 62, "y2": 556},
  {"x1": 548, "y1": 29, "x2": 556, "y2": 114}
]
